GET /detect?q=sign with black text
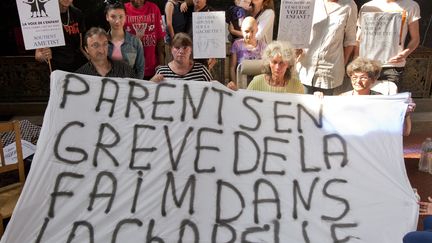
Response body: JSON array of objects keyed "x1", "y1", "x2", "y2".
[
  {"x1": 1, "y1": 71, "x2": 417, "y2": 243},
  {"x1": 16, "y1": 0, "x2": 65, "y2": 50},
  {"x1": 278, "y1": 0, "x2": 315, "y2": 48},
  {"x1": 359, "y1": 12, "x2": 402, "y2": 64},
  {"x1": 193, "y1": 11, "x2": 226, "y2": 59}
]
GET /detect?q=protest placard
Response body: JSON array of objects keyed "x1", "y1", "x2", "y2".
[
  {"x1": 3, "y1": 140, "x2": 37, "y2": 165},
  {"x1": 193, "y1": 11, "x2": 226, "y2": 59},
  {"x1": 1, "y1": 71, "x2": 417, "y2": 243},
  {"x1": 16, "y1": 0, "x2": 65, "y2": 50},
  {"x1": 359, "y1": 12, "x2": 402, "y2": 64},
  {"x1": 277, "y1": 0, "x2": 315, "y2": 48}
]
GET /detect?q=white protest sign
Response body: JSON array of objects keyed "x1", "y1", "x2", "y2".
[
  {"x1": 193, "y1": 11, "x2": 226, "y2": 59},
  {"x1": 359, "y1": 12, "x2": 402, "y2": 64},
  {"x1": 16, "y1": 0, "x2": 65, "y2": 50},
  {"x1": 277, "y1": 0, "x2": 315, "y2": 48},
  {"x1": 1, "y1": 71, "x2": 417, "y2": 243},
  {"x1": 3, "y1": 140, "x2": 37, "y2": 165}
]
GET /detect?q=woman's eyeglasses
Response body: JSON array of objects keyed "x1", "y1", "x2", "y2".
[{"x1": 350, "y1": 75, "x2": 369, "y2": 81}]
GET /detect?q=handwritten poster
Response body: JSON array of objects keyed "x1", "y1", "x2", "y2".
[
  {"x1": 359, "y1": 12, "x2": 402, "y2": 64},
  {"x1": 277, "y1": 0, "x2": 315, "y2": 48},
  {"x1": 193, "y1": 11, "x2": 226, "y2": 59},
  {"x1": 15, "y1": 0, "x2": 65, "y2": 50},
  {"x1": 1, "y1": 71, "x2": 417, "y2": 243}
]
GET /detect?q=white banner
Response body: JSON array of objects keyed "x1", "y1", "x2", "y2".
[
  {"x1": 1, "y1": 71, "x2": 417, "y2": 243},
  {"x1": 193, "y1": 11, "x2": 226, "y2": 59},
  {"x1": 359, "y1": 12, "x2": 402, "y2": 64},
  {"x1": 277, "y1": 0, "x2": 315, "y2": 48},
  {"x1": 16, "y1": 0, "x2": 65, "y2": 50}
]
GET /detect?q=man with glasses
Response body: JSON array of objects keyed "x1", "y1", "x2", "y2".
[{"x1": 76, "y1": 27, "x2": 137, "y2": 78}]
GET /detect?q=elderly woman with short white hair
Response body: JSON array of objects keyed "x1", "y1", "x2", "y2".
[{"x1": 228, "y1": 41, "x2": 304, "y2": 94}]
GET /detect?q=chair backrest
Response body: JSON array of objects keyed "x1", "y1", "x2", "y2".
[
  {"x1": 0, "y1": 120, "x2": 25, "y2": 184},
  {"x1": 236, "y1": 59, "x2": 264, "y2": 89},
  {"x1": 371, "y1": 80, "x2": 398, "y2": 95}
]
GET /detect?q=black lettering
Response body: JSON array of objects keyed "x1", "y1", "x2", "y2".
[
  {"x1": 194, "y1": 127, "x2": 222, "y2": 173},
  {"x1": 292, "y1": 177, "x2": 319, "y2": 219},
  {"x1": 131, "y1": 171, "x2": 143, "y2": 213},
  {"x1": 297, "y1": 103, "x2": 323, "y2": 133},
  {"x1": 274, "y1": 101, "x2": 294, "y2": 133},
  {"x1": 126, "y1": 81, "x2": 149, "y2": 119},
  {"x1": 181, "y1": 84, "x2": 208, "y2": 121},
  {"x1": 49, "y1": 172, "x2": 84, "y2": 218},
  {"x1": 152, "y1": 82, "x2": 176, "y2": 121},
  {"x1": 323, "y1": 134, "x2": 348, "y2": 169},
  {"x1": 60, "y1": 74, "x2": 89, "y2": 108},
  {"x1": 241, "y1": 224, "x2": 270, "y2": 243},
  {"x1": 299, "y1": 136, "x2": 321, "y2": 172},
  {"x1": 239, "y1": 96, "x2": 263, "y2": 131},
  {"x1": 321, "y1": 179, "x2": 349, "y2": 221},
  {"x1": 112, "y1": 219, "x2": 143, "y2": 243},
  {"x1": 262, "y1": 137, "x2": 288, "y2": 175},
  {"x1": 253, "y1": 179, "x2": 281, "y2": 224},
  {"x1": 146, "y1": 219, "x2": 165, "y2": 243},
  {"x1": 330, "y1": 223, "x2": 359, "y2": 242},
  {"x1": 216, "y1": 180, "x2": 245, "y2": 223},
  {"x1": 164, "y1": 126, "x2": 194, "y2": 171},
  {"x1": 211, "y1": 222, "x2": 236, "y2": 243},
  {"x1": 93, "y1": 123, "x2": 120, "y2": 167},
  {"x1": 35, "y1": 217, "x2": 50, "y2": 243},
  {"x1": 87, "y1": 171, "x2": 117, "y2": 213},
  {"x1": 66, "y1": 221, "x2": 94, "y2": 243},
  {"x1": 211, "y1": 87, "x2": 233, "y2": 125},
  {"x1": 54, "y1": 121, "x2": 88, "y2": 164},
  {"x1": 233, "y1": 131, "x2": 260, "y2": 175},
  {"x1": 95, "y1": 78, "x2": 119, "y2": 117},
  {"x1": 273, "y1": 220, "x2": 280, "y2": 243},
  {"x1": 161, "y1": 172, "x2": 195, "y2": 216},
  {"x1": 302, "y1": 221, "x2": 310, "y2": 243},
  {"x1": 130, "y1": 124, "x2": 156, "y2": 170},
  {"x1": 178, "y1": 219, "x2": 199, "y2": 243}
]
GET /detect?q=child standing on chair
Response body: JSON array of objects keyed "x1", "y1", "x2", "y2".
[
  {"x1": 226, "y1": 0, "x2": 251, "y2": 43},
  {"x1": 230, "y1": 16, "x2": 266, "y2": 86}
]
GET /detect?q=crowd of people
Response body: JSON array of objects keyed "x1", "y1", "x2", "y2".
[
  {"x1": 33, "y1": 0, "x2": 419, "y2": 129},
  {"x1": 34, "y1": 0, "x2": 420, "y2": 93},
  {"x1": 27, "y1": 0, "x2": 431, "y2": 241}
]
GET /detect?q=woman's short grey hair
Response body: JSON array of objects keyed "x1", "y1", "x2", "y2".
[
  {"x1": 262, "y1": 41, "x2": 296, "y2": 81},
  {"x1": 346, "y1": 57, "x2": 382, "y2": 80},
  {"x1": 84, "y1": 27, "x2": 109, "y2": 47}
]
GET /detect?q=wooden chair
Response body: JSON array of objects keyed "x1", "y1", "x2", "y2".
[
  {"x1": 0, "y1": 213, "x2": 3, "y2": 239},
  {"x1": 0, "y1": 120, "x2": 25, "y2": 237}
]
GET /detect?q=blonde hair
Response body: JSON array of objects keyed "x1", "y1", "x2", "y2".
[{"x1": 262, "y1": 41, "x2": 296, "y2": 81}]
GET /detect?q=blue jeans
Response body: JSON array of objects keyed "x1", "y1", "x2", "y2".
[{"x1": 403, "y1": 216, "x2": 432, "y2": 243}]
